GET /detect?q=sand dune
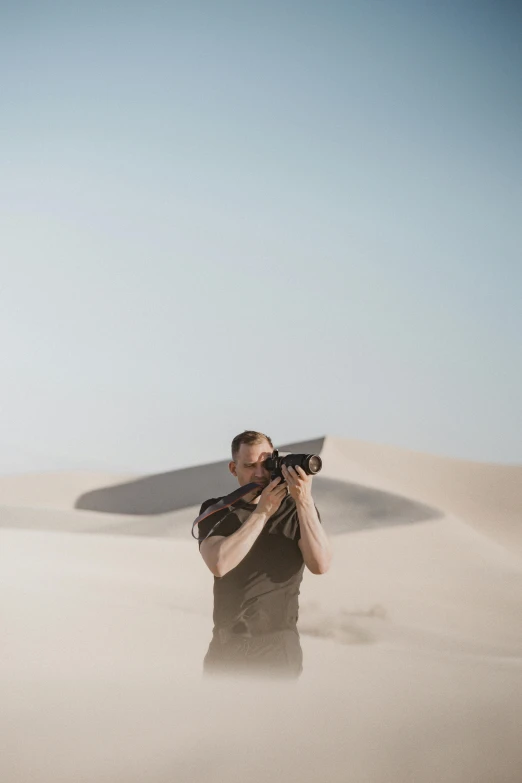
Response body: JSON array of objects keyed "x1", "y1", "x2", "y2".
[
  {"x1": 0, "y1": 471, "x2": 134, "y2": 509},
  {"x1": 321, "y1": 437, "x2": 522, "y2": 552},
  {"x1": 1, "y1": 437, "x2": 521, "y2": 783}
]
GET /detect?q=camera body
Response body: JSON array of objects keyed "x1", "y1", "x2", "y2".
[{"x1": 263, "y1": 450, "x2": 322, "y2": 482}]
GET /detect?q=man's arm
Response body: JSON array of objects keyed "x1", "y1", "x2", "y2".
[
  {"x1": 282, "y1": 465, "x2": 332, "y2": 575},
  {"x1": 296, "y1": 498, "x2": 332, "y2": 574},
  {"x1": 199, "y1": 477, "x2": 287, "y2": 578},
  {"x1": 200, "y1": 509, "x2": 268, "y2": 577}
]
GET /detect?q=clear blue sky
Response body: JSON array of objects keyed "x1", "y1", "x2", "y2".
[{"x1": 1, "y1": 0, "x2": 521, "y2": 473}]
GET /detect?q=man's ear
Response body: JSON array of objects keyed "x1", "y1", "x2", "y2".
[{"x1": 229, "y1": 460, "x2": 237, "y2": 477}]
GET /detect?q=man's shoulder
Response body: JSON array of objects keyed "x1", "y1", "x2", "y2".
[{"x1": 199, "y1": 497, "x2": 223, "y2": 515}]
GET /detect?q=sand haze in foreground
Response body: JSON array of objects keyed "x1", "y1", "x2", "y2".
[{"x1": 1, "y1": 436, "x2": 521, "y2": 783}]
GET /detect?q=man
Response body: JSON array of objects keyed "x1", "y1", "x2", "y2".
[{"x1": 197, "y1": 430, "x2": 332, "y2": 679}]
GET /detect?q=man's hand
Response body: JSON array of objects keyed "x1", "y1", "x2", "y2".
[
  {"x1": 282, "y1": 465, "x2": 313, "y2": 505},
  {"x1": 256, "y1": 477, "x2": 288, "y2": 518}
]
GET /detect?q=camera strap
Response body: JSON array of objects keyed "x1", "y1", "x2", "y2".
[{"x1": 191, "y1": 481, "x2": 262, "y2": 540}]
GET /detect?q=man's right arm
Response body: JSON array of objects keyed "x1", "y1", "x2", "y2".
[
  {"x1": 200, "y1": 508, "x2": 269, "y2": 577},
  {"x1": 199, "y1": 477, "x2": 286, "y2": 578}
]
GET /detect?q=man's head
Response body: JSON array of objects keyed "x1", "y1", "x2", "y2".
[{"x1": 229, "y1": 430, "x2": 274, "y2": 488}]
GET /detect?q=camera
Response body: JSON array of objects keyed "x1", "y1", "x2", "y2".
[{"x1": 263, "y1": 450, "x2": 322, "y2": 482}]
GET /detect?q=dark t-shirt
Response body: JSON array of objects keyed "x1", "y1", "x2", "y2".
[{"x1": 197, "y1": 493, "x2": 320, "y2": 636}]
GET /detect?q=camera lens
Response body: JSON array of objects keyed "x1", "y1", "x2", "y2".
[{"x1": 306, "y1": 455, "x2": 322, "y2": 474}]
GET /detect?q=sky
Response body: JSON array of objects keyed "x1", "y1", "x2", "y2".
[{"x1": 1, "y1": 0, "x2": 521, "y2": 474}]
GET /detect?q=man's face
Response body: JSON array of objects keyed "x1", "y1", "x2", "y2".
[{"x1": 229, "y1": 441, "x2": 272, "y2": 488}]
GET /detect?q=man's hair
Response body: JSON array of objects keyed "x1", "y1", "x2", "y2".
[{"x1": 231, "y1": 430, "x2": 274, "y2": 461}]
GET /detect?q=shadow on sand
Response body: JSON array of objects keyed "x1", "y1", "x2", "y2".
[
  {"x1": 74, "y1": 438, "x2": 441, "y2": 538},
  {"x1": 75, "y1": 439, "x2": 326, "y2": 515}
]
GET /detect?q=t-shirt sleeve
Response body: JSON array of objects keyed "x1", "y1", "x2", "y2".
[
  {"x1": 295, "y1": 503, "x2": 322, "y2": 542},
  {"x1": 196, "y1": 498, "x2": 242, "y2": 549}
]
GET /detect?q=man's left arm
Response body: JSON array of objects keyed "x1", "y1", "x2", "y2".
[{"x1": 282, "y1": 465, "x2": 332, "y2": 575}]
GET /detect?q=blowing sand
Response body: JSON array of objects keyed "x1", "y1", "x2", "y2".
[{"x1": 1, "y1": 437, "x2": 521, "y2": 783}]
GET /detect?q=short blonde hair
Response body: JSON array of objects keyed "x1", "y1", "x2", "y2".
[{"x1": 231, "y1": 430, "x2": 274, "y2": 461}]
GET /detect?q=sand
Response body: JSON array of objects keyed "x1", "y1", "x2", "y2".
[{"x1": 1, "y1": 436, "x2": 521, "y2": 783}]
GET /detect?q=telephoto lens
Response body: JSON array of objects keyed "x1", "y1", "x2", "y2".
[
  {"x1": 282, "y1": 453, "x2": 322, "y2": 475},
  {"x1": 263, "y1": 450, "x2": 323, "y2": 482}
]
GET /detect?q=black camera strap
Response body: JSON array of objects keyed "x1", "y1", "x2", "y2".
[{"x1": 191, "y1": 481, "x2": 262, "y2": 541}]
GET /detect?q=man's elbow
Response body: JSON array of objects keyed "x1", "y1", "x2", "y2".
[
  {"x1": 307, "y1": 557, "x2": 332, "y2": 575},
  {"x1": 205, "y1": 558, "x2": 226, "y2": 578},
  {"x1": 208, "y1": 554, "x2": 231, "y2": 578},
  {"x1": 201, "y1": 542, "x2": 228, "y2": 578}
]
